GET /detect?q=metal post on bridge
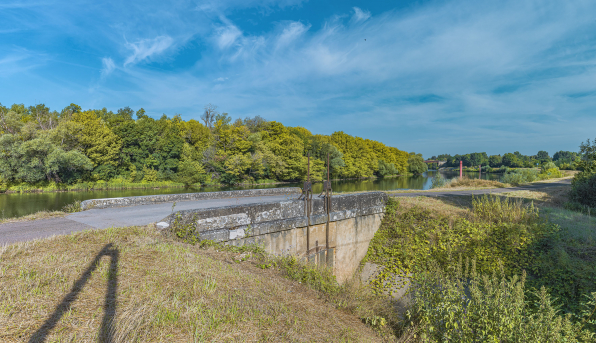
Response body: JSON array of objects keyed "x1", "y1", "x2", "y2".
[
  {"x1": 299, "y1": 153, "x2": 313, "y2": 255},
  {"x1": 324, "y1": 153, "x2": 332, "y2": 266}
]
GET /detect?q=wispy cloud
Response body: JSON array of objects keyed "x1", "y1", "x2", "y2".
[
  {"x1": 124, "y1": 35, "x2": 174, "y2": 66},
  {"x1": 215, "y1": 25, "x2": 243, "y2": 49},
  {"x1": 351, "y1": 7, "x2": 371, "y2": 22},
  {"x1": 276, "y1": 21, "x2": 310, "y2": 48},
  {"x1": 101, "y1": 57, "x2": 115, "y2": 76}
]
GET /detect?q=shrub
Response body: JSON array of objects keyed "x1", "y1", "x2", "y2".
[
  {"x1": 406, "y1": 259, "x2": 596, "y2": 342},
  {"x1": 501, "y1": 169, "x2": 540, "y2": 185},
  {"x1": 364, "y1": 197, "x2": 558, "y2": 294},
  {"x1": 62, "y1": 200, "x2": 82, "y2": 213},
  {"x1": 539, "y1": 167, "x2": 563, "y2": 179},
  {"x1": 569, "y1": 172, "x2": 596, "y2": 209},
  {"x1": 431, "y1": 173, "x2": 446, "y2": 189},
  {"x1": 541, "y1": 161, "x2": 557, "y2": 172}
]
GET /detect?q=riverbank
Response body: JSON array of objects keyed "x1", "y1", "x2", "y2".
[
  {"x1": 0, "y1": 225, "x2": 394, "y2": 342},
  {"x1": 1, "y1": 175, "x2": 413, "y2": 194},
  {"x1": 1, "y1": 179, "x2": 290, "y2": 194}
]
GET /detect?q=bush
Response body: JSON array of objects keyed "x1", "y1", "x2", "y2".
[
  {"x1": 431, "y1": 173, "x2": 446, "y2": 188},
  {"x1": 541, "y1": 161, "x2": 557, "y2": 172},
  {"x1": 569, "y1": 172, "x2": 596, "y2": 209},
  {"x1": 501, "y1": 169, "x2": 540, "y2": 185},
  {"x1": 406, "y1": 259, "x2": 596, "y2": 342},
  {"x1": 62, "y1": 200, "x2": 82, "y2": 213},
  {"x1": 539, "y1": 167, "x2": 563, "y2": 179},
  {"x1": 364, "y1": 197, "x2": 558, "y2": 294}
]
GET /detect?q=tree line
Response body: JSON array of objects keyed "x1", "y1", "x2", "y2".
[
  {"x1": 0, "y1": 103, "x2": 418, "y2": 187},
  {"x1": 431, "y1": 150, "x2": 580, "y2": 170}
]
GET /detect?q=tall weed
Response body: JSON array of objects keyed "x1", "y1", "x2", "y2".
[
  {"x1": 472, "y1": 194, "x2": 539, "y2": 225},
  {"x1": 406, "y1": 258, "x2": 595, "y2": 342}
]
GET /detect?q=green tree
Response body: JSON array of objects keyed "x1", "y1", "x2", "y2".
[
  {"x1": 488, "y1": 155, "x2": 502, "y2": 167},
  {"x1": 73, "y1": 110, "x2": 122, "y2": 169},
  {"x1": 408, "y1": 153, "x2": 428, "y2": 174}
]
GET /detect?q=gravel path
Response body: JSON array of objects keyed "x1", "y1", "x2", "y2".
[{"x1": 0, "y1": 180, "x2": 571, "y2": 245}]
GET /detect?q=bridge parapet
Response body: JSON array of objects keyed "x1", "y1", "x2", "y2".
[{"x1": 165, "y1": 192, "x2": 387, "y2": 282}]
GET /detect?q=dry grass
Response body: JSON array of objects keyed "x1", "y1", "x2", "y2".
[
  {"x1": 0, "y1": 226, "x2": 387, "y2": 342},
  {"x1": 395, "y1": 196, "x2": 470, "y2": 220},
  {"x1": 0, "y1": 211, "x2": 66, "y2": 224},
  {"x1": 501, "y1": 185, "x2": 571, "y2": 208},
  {"x1": 441, "y1": 176, "x2": 507, "y2": 189}
]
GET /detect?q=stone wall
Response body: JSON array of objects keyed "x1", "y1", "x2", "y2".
[{"x1": 80, "y1": 187, "x2": 301, "y2": 210}]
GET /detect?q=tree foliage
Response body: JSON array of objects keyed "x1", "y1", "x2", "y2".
[{"x1": 0, "y1": 102, "x2": 411, "y2": 186}]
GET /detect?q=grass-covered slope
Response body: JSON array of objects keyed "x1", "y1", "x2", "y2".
[{"x1": 0, "y1": 226, "x2": 386, "y2": 342}]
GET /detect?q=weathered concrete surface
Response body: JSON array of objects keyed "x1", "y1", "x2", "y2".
[
  {"x1": 81, "y1": 187, "x2": 301, "y2": 210},
  {"x1": 167, "y1": 192, "x2": 387, "y2": 243},
  {"x1": 178, "y1": 192, "x2": 389, "y2": 282}
]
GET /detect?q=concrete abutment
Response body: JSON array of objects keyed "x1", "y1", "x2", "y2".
[{"x1": 165, "y1": 191, "x2": 387, "y2": 282}]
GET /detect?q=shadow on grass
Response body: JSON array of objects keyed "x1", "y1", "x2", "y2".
[{"x1": 29, "y1": 243, "x2": 119, "y2": 343}]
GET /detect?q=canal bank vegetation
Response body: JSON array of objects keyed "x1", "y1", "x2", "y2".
[
  {"x1": 364, "y1": 187, "x2": 596, "y2": 340},
  {"x1": 0, "y1": 225, "x2": 394, "y2": 342},
  {"x1": 0, "y1": 102, "x2": 412, "y2": 194},
  {"x1": 432, "y1": 150, "x2": 582, "y2": 170}
]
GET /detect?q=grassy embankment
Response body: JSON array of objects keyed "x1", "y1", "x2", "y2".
[
  {"x1": 363, "y1": 183, "x2": 596, "y2": 341},
  {"x1": 0, "y1": 226, "x2": 399, "y2": 342}
]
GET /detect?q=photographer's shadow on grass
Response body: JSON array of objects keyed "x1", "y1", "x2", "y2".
[{"x1": 28, "y1": 243, "x2": 119, "y2": 343}]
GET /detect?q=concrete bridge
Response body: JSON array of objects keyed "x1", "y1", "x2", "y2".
[{"x1": 77, "y1": 188, "x2": 386, "y2": 282}]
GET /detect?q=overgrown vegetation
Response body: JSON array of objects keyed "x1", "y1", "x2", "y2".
[
  {"x1": 569, "y1": 138, "x2": 596, "y2": 210},
  {"x1": 501, "y1": 166, "x2": 564, "y2": 185},
  {"x1": 362, "y1": 193, "x2": 596, "y2": 340},
  {"x1": 365, "y1": 195, "x2": 596, "y2": 315},
  {"x1": 61, "y1": 200, "x2": 82, "y2": 213},
  {"x1": 406, "y1": 259, "x2": 596, "y2": 342}
]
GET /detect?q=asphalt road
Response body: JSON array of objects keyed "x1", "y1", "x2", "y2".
[{"x1": 0, "y1": 180, "x2": 571, "y2": 245}]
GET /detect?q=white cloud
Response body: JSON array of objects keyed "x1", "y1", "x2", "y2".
[
  {"x1": 215, "y1": 25, "x2": 242, "y2": 49},
  {"x1": 101, "y1": 57, "x2": 115, "y2": 76},
  {"x1": 214, "y1": 77, "x2": 228, "y2": 82},
  {"x1": 351, "y1": 7, "x2": 371, "y2": 22},
  {"x1": 276, "y1": 21, "x2": 310, "y2": 48},
  {"x1": 124, "y1": 35, "x2": 174, "y2": 66}
]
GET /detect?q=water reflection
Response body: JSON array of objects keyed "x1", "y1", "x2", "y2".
[{"x1": 0, "y1": 171, "x2": 501, "y2": 219}]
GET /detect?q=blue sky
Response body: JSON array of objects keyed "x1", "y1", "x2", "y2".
[{"x1": 1, "y1": 0, "x2": 596, "y2": 158}]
